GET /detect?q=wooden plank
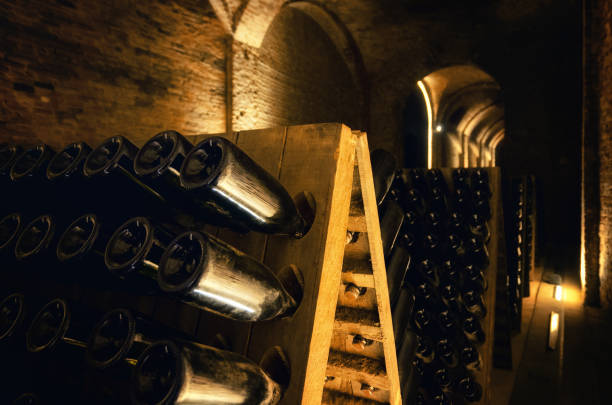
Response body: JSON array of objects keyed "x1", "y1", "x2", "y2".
[
  {"x1": 247, "y1": 123, "x2": 356, "y2": 405},
  {"x1": 326, "y1": 350, "x2": 389, "y2": 390},
  {"x1": 341, "y1": 257, "x2": 375, "y2": 288},
  {"x1": 353, "y1": 132, "x2": 402, "y2": 405},
  {"x1": 322, "y1": 389, "x2": 388, "y2": 405}
]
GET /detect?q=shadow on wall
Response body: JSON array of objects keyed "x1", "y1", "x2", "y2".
[{"x1": 403, "y1": 65, "x2": 505, "y2": 169}]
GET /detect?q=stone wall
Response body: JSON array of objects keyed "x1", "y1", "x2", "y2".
[{"x1": 0, "y1": 0, "x2": 227, "y2": 149}]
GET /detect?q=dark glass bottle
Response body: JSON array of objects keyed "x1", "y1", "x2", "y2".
[
  {"x1": 25, "y1": 299, "x2": 95, "y2": 402},
  {"x1": 14, "y1": 215, "x2": 60, "y2": 267},
  {"x1": 463, "y1": 264, "x2": 487, "y2": 294},
  {"x1": 460, "y1": 342, "x2": 482, "y2": 372},
  {"x1": 414, "y1": 335, "x2": 435, "y2": 364},
  {"x1": 448, "y1": 210, "x2": 467, "y2": 239},
  {"x1": 130, "y1": 340, "x2": 282, "y2": 405},
  {"x1": 0, "y1": 213, "x2": 24, "y2": 261},
  {"x1": 440, "y1": 281, "x2": 462, "y2": 314},
  {"x1": 157, "y1": 231, "x2": 297, "y2": 322},
  {"x1": 440, "y1": 258, "x2": 460, "y2": 286},
  {"x1": 456, "y1": 375, "x2": 483, "y2": 403},
  {"x1": 461, "y1": 289, "x2": 486, "y2": 319},
  {"x1": 45, "y1": 142, "x2": 93, "y2": 212},
  {"x1": 470, "y1": 169, "x2": 491, "y2": 196},
  {"x1": 0, "y1": 293, "x2": 27, "y2": 348},
  {"x1": 462, "y1": 315, "x2": 485, "y2": 344},
  {"x1": 465, "y1": 237, "x2": 490, "y2": 271},
  {"x1": 403, "y1": 188, "x2": 427, "y2": 216},
  {"x1": 430, "y1": 186, "x2": 449, "y2": 219},
  {"x1": 133, "y1": 131, "x2": 216, "y2": 229},
  {"x1": 0, "y1": 143, "x2": 23, "y2": 187},
  {"x1": 452, "y1": 169, "x2": 469, "y2": 189},
  {"x1": 417, "y1": 259, "x2": 440, "y2": 287},
  {"x1": 56, "y1": 214, "x2": 119, "y2": 289},
  {"x1": 180, "y1": 136, "x2": 311, "y2": 238},
  {"x1": 83, "y1": 136, "x2": 174, "y2": 220},
  {"x1": 446, "y1": 233, "x2": 465, "y2": 261},
  {"x1": 409, "y1": 169, "x2": 430, "y2": 195},
  {"x1": 452, "y1": 185, "x2": 473, "y2": 217},
  {"x1": 472, "y1": 188, "x2": 491, "y2": 221},
  {"x1": 370, "y1": 149, "x2": 398, "y2": 206},
  {"x1": 392, "y1": 287, "x2": 416, "y2": 350},
  {"x1": 379, "y1": 199, "x2": 405, "y2": 258},
  {"x1": 104, "y1": 217, "x2": 176, "y2": 293},
  {"x1": 9, "y1": 145, "x2": 55, "y2": 212},
  {"x1": 468, "y1": 213, "x2": 490, "y2": 244},
  {"x1": 438, "y1": 309, "x2": 458, "y2": 337},
  {"x1": 386, "y1": 245, "x2": 412, "y2": 306},
  {"x1": 424, "y1": 211, "x2": 445, "y2": 235},
  {"x1": 397, "y1": 329, "x2": 418, "y2": 387},
  {"x1": 436, "y1": 338, "x2": 458, "y2": 368}
]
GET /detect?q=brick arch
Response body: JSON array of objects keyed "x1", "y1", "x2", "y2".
[{"x1": 418, "y1": 65, "x2": 505, "y2": 168}]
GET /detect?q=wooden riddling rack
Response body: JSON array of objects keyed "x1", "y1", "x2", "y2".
[{"x1": 179, "y1": 123, "x2": 401, "y2": 405}]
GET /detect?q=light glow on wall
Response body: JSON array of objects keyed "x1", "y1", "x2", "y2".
[
  {"x1": 548, "y1": 311, "x2": 560, "y2": 350},
  {"x1": 417, "y1": 80, "x2": 433, "y2": 169},
  {"x1": 554, "y1": 285, "x2": 563, "y2": 301}
]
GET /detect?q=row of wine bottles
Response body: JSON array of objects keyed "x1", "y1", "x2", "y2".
[
  {"x1": 0, "y1": 211, "x2": 299, "y2": 322},
  {"x1": 0, "y1": 293, "x2": 283, "y2": 405},
  {"x1": 0, "y1": 131, "x2": 314, "y2": 237},
  {"x1": 370, "y1": 151, "x2": 493, "y2": 404},
  {"x1": 506, "y1": 175, "x2": 535, "y2": 332}
]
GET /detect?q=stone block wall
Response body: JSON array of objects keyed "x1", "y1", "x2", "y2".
[{"x1": 0, "y1": 0, "x2": 227, "y2": 149}]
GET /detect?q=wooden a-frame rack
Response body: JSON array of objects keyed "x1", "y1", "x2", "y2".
[{"x1": 181, "y1": 123, "x2": 401, "y2": 405}]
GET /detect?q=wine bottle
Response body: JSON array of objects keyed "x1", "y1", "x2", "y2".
[
  {"x1": 0, "y1": 213, "x2": 24, "y2": 260},
  {"x1": 379, "y1": 199, "x2": 404, "y2": 257},
  {"x1": 392, "y1": 287, "x2": 416, "y2": 350},
  {"x1": 83, "y1": 136, "x2": 176, "y2": 220},
  {"x1": 130, "y1": 340, "x2": 282, "y2": 405},
  {"x1": 459, "y1": 342, "x2": 482, "y2": 372},
  {"x1": 417, "y1": 259, "x2": 440, "y2": 287},
  {"x1": 463, "y1": 263, "x2": 487, "y2": 294},
  {"x1": 180, "y1": 136, "x2": 310, "y2": 237},
  {"x1": 468, "y1": 213, "x2": 490, "y2": 244},
  {"x1": 461, "y1": 289, "x2": 486, "y2": 319},
  {"x1": 464, "y1": 237, "x2": 489, "y2": 271},
  {"x1": 157, "y1": 230, "x2": 297, "y2": 322},
  {"x1": 105, "y1": 217, "x2": 176, "y2": 292},
  {"x1": 456, "y1": 375, "x2": 483, "y2": 402},
  {"x1": 14, "y1": 215, "x2": 60, "y2": 266},
  {"x1": 386, "y1": 245, "x2": 411, "y2": 306},
  {"x1": 402, "y1": 188, "x2": 427, "y2": 216},
  {"x1": 397, "y1": 329, "x2": 418, "y2": 387},
  {"x1": 25, "y1": 298, "x2": 96, "y2": 404},
  {"x1": 133, "y1": 131, "x2": 220, "y2": 229},
  {"x1": 0, "y1": 293, "x2": 27, "y2": 348},
  {"x1": 462, "y1": 315, "x2": 485, "y2": 344},
  {"x1": 452, "y1": 185, "x2": 473, "y2": 216},
  {"x1": 9, "y1": 145, "x2": 55, "y2": 212},
  {"x1": 452, "y1": 169, "x2": 469, "y2": 189},
  {"x1": 472, "y1": 188, "x2": 491, "y2": 221},
  {"x1": 87, "y1": 308, "x2": 155, "y2": 370},
  {"x1": 45, "y1": 142, "x2": 93, "y2": 212},
  {"x1": 370, "y1": 149, "x2": 398, "y2": 206},
  {"x1": 470, "y1": 169, "x2": 491, "y2": 197},
  {"x1": 415, "y1": 335, "x2": 435, "y2": 364},
  {"x1": 56, "y1": 214, "x2": 123, "y2": 289},
  {"x1": 0, "y1": 144, "x2": 22, "y2": 187}
]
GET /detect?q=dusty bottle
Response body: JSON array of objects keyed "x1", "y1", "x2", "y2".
[
  {"x1": 370, "y1": 149, "x2": 398, "y2": 206},
  {"x1": 157, "y1": 230, "x2": 297, "y2": 322},
  {"x1": 180, "y1": 136, "x2": 311, "y2": 237},
  {"x1": 105, "y1": 217, "x2": 176, "y2": 293},
  {"x1": 130, "y1": 340, "x2": 282, "y2": 405},
  {"x1": 0, "y1": 213, "x2": 24, "y2": 261}
]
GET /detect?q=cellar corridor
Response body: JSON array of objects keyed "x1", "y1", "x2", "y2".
[{"x1": 1, "y1": 0, "x2": 611, "y2": 404}]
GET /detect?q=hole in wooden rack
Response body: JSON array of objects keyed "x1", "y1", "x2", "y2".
[
  {"x1": 260, "y1": 346, "x2": 291, "y2": 391},
  {"x1": 277, "y1": 264, "x2": 304, "y2": 309},
  {"x1": 294, "y1": 191, "x2": 316, "y2": 236}
]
